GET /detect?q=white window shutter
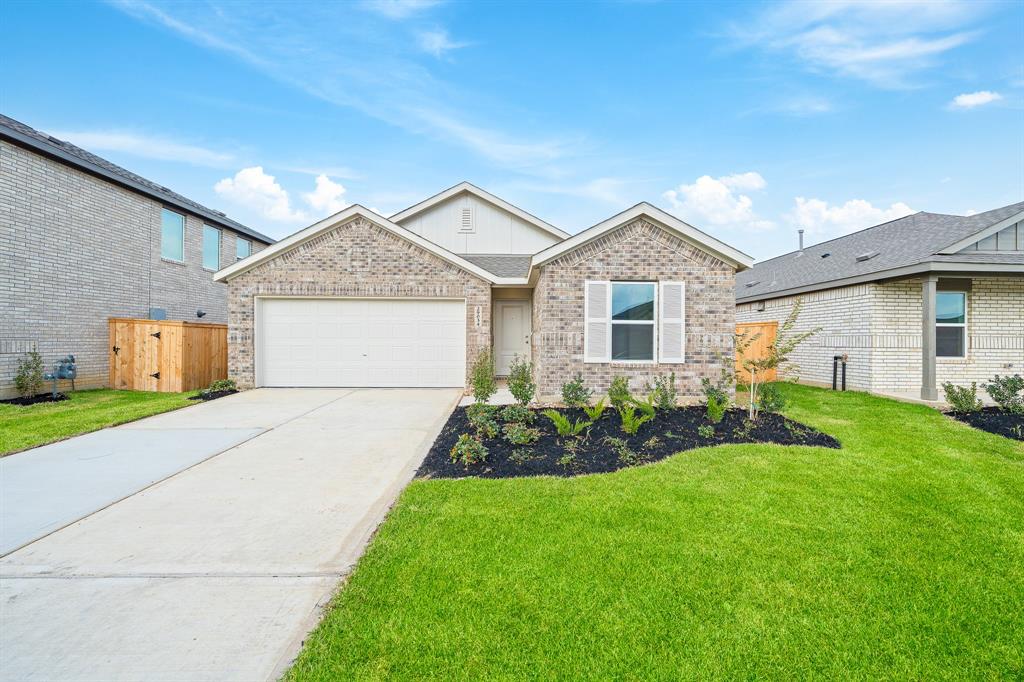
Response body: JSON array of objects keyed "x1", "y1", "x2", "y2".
[
  {"x1": 584, "y1": 280, "x2": 610, "y2": 363},
  {"x1": 659, "y1": 281, "x2": 685, "y2": 363}
]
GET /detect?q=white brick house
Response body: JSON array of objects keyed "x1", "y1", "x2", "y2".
[{"x1": 736, "y1": 203, "x2": 1024, "y2": 401}]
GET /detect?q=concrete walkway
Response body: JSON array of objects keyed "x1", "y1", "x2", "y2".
[{"x1": 0, "y1": 387, "x2": 460, "y2": 681}]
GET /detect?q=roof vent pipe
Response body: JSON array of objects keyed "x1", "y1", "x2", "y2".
[{"x1": 798, "y1": 229, "x2": 804, "y2": 252}]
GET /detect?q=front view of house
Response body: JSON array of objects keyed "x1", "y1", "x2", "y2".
[{"x1": 215, "y1": 182, "x2": 752, "y2": 399}]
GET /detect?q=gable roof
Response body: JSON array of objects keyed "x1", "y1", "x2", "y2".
[
  {"x1": 736, "y1": 201, "x2": 1024, "y2": 304},
  {"x1": 461, "y1": 254, "x2": 534, "y2": 278},
  {"x1": 531, "y1": 202, "x2": 754, "y2": 271},
  {"x1": 389, "y1": 181, "x2": 570, "y2": 240},
  {"x1": 213, "y1": 204, "x2": 525, "y2": 284},
  {"x1": 0, "y1": 113, "x2": 274, "y2": 245}
]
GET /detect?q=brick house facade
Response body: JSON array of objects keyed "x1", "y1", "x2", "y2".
[{"x1": 0, "y1": 117, "x2": 271, "y2": 398}]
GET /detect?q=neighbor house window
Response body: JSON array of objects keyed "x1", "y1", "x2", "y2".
[
  {"x1": 611, "y1": 282, "x2": 656, "y2": 361},
  {"x1": 161, "y1": 209, "x2": 185, "y2": 262},
  {"x1": 202, "y1": 225, "x2": 221, "y2": 270},
  {"x1": 936, "y1": 291, "x2": 966, "y2": 358},
  {"x1": 236, "y1": 238, "x2": 251, "y2": 260}
]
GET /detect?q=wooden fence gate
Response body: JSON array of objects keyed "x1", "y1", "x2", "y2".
[
  {"x1": 109, "y1": 318, "x2": 228, "y2": 392},
  {"x1": 735, "y1": 321, "x2": 778, "y2": 382}
]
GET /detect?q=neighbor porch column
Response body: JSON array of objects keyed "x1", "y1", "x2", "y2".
[{"x1": 920, "y1": 274, "x2": 938, "y2": 401}]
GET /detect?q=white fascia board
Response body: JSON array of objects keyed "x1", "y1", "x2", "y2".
[
  {"x1": 937, "y1": 210, "x2": 1024, "y2": 254},
  {"x1": 214, "y1": 205, "x2": 505, "y2": 284},
  {"x1": 389, "y1": 181, "x2": 570, "y2": 240},
  {"x1": 530, "y1": 203, "x2": 754, "y2": 271}
]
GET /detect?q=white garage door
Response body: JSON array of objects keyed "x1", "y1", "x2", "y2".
[{"x1": 257, "y1": 298, "x2": 466, "y2": 387}]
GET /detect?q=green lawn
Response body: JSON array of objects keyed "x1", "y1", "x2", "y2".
[
  {"x1": 288, "y1": 384, "x2": 1024, "y2": 680},
  {"x1": 0, "y1": 389, "x2": 197, "y2": 455}
]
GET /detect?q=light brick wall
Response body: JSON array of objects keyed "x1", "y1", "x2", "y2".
[
  {"x1": 736, "y1": 276, "x2": 1024, "y2": 395},
  {"x1": 225, "y1": 215, "x2": 491, "y2": 389},
  {"x1": 532, "y1": 218, "x2": 736, "y2": 399},
  {"x1": 0, "y1": 140, "x2": 265, "y2": 398}
]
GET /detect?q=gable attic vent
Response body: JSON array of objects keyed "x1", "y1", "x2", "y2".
[
  {"x1": 459, "y1": 206, "x2": 475, "y2": 233},
  {"x1": 855, "y1": 251, "x2": 880, "y2": 262}
]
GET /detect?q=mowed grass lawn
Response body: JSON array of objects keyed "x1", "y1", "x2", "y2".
[
  {"x1": 0, "y1": 389, "x2": 196, "y2": 455},
  {"x1": 289, "y1": 384, "x2": 1024, "y2": 680}
]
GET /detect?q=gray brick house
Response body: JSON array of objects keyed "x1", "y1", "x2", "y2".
[
  {"x1": 736, "y1": 203, "x2": 1024, "y2": 402},
  {"x1": 215, "y1": 182, "x2": 752, "y2": 400},
  {"x1": 0, "y1": 114, "x2": 273, "y2": 398}
]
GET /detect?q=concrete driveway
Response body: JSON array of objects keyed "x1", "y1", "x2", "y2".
[{"x1": 0, "y1": 387, "x2": 460, "y2": 681}]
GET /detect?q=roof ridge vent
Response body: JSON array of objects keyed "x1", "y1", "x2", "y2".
[{"x1": 855, "y1": 250, "x2": 880, "y2": 262}]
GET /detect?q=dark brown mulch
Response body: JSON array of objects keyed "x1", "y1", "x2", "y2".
[
  {"x1": 0, "y1": 392, "x2": 69, "y2": 407},
  {"x1": 188, "y1": 389, "x2": 239, "y2": 402},
  {"x1": 948, "y1": 407, "x2": 1024, "y2": 441},
  {"x1": 418, "y1": 405, "x2": 840, "y2": 480}
]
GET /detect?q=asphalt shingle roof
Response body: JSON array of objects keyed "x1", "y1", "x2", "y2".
[
  {"x1": 0, "y1": 113, "x2": 274, "y2": 244},
  {"x1": 736, "y1": 202, "x2": 1024, "y2": 302},
  {"x1": 460, "y1": 254, "x2": 534, "y2": 278}
]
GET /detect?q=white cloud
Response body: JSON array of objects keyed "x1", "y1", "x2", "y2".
[
  {"x1": 360, "y1": 0, "x2": 440, "y2": 19},
  {"x1": 49, "y1": 129, "x2": 233, "y2": 167},
  {"x1": 416, "y1": 29, "x2": 470, "y2": 58},
  {"x1": 949, "y1": 90, "x2": 1003, "y2": 109},
  {"x1": 663, "y1": 172, "x2": 774, "y2": 231},
  {"x1": 214, "y1": 166, "x2": 307, "y2": 223},
  {"x1": 303, "y1": 174, "x2": 349, "y2": 215},
  {"x1": 788, "y1": 197, "x2": 915, "y2": 237}
]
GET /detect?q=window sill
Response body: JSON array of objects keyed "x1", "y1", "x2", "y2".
[
  {"x1": 161, "y1": 257, "x2": 186, "y2": 266},
  {"x1": 937, "y1": 356, "x2": 969, "y2": 363}
]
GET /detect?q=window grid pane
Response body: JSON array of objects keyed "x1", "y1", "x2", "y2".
[
  {"x1": 611, "y1": 283, "x2": 655, "y2": 321},
  {"x1": 161, "y1": 209, "x2": 184, "y2": 261},
  {"x1": 236, "y1": 239, "x2": 251, "y2": 260},
  {"x1": 611, "y1": 324, "x2": 654, "y2": 361},
  {"x1": 202, "y1": 226, "x2": 220, "y2": 270},
  {"x1": 936, "y1": 326, "x2": 965, "y2": 357},
  {"x1": 936, "y1": 292, "x2": 965, "y2": 324}
]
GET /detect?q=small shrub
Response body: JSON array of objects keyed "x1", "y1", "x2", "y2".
[
  {"x1": 206, "y1": 378, "x2": 237, "y2": 393},
  {"x1": 705, "y1": 394, "x2": 727, "y2": 425},
  {"x1": 502, "y1": 422, "x2": 541, "y2": 445},
  {"x1": 14, "y1": 350, "x2": 45, "y2": 398},
  {"x1": 617, "y1": 403, "x2": 653, "y2": 435},
  {"x1": 507, "y1": 355, "x2": 536, "y2": 406},
  {"x1": 757, "y1": 383, "x2": 786, "y2": 414},
  {"x1": 583, "y1": 397, "x2": 608, "y2": 421},
  {"x1": 604, "y1": 436, "x2": 640, "y2": 465},
  {"x1": 642, "y1": 435, "x2": 661, "y2": 451},
  {"x1": 450, "y1": 434, "x2": 487, "y2": 466},
  {"x1": 470, "y1": 349, "x2": 496, "y2": 404},
  {"x1": 557, "y1": 452, "x2": 577, "y2": 469},
  {"x1": 498, "y1": 404, "x2": 534, "y2": 424},
  {"x1": 510, "y1": 448, "x2": 539, "y2": 465},
  {"x1": 560, "y1": 373, "x2": 592, "y2": 408},
  {"x1": 650, "y1": 373, "x2": 678, "y2": 410},
  {"x1": 630, "y1": 394, "x2": 657, "y2": 419},
  {"x1": 942, "y1": 382, "x2": 982, "y2": 413},
  {"x1": 701, "y1": 376, "x2": 730, "y2": 407},
  {"x1": 697, "y1": 424, "x2": 715, "y2": 439},
  {"x1": 542, "y1": 409, "x2": 591, "y2": 437},
  {"x1": 984, "y1": 374, "x2": 1024, "y2": 414},
  {"x1": 466, "y1": 404, "x2": 499, "y2": 439},
  {"x1": 608, "y1": 376, "x2": 632, "y2": 409},
  {"x1": 733, "y1": 419, "x2": 755, "y2": 440}
]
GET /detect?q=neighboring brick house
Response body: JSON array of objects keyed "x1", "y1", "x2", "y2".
[
  {"x1": 735, "y1": 203, "x2": 1024, "y2": 401},
  {"x1": 215, "y1": 182, "x2": 752, "y2": 399},
  {"x1": 0, "y1": 114, "x2": 273, "y2": 398}
]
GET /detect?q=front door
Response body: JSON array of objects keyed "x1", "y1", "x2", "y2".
[{"x1": 494, "y1": 300, "x2": 531, "y2": 376}]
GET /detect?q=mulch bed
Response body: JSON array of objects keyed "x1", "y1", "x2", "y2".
[
  {"x1": 418, "y1": 405, "x2": 840, "y2": 479},
  {"x1": 188, "y1": 389, "x2": 239, "y2": 402},
  {"x1": 947, "y1": 407, "x2": 1024, "y2": 441},
  {"x1": 0, "y1": 392, "x2": 69, "y2": 407}
]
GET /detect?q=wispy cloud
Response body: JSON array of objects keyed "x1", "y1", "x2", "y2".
[
  {"x1": 948, "y1": 90, "x2": 1003, "y2": 109},
  {"x1": 729, "y1": 0, "x2": 989, "y2": 88},
  {"x1": 49, "y1": 128, "x2": 234, "y2": 167},
  {"x1": 108, "y1": 1, "x2": 573, "y2": 170},
  {"x1": 663, "y1": 172, "x2": 775, "y2": 231},
  {"x1": 360, "y1": 0, "x2": 441, "y2": 20},
  {"x1": 416, "y1": 28, "x2": 471, "y2": 58}
]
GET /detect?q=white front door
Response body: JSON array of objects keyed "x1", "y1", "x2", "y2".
[{"x1": 494, "y1": 300, "x2": 531, "y2": 376}]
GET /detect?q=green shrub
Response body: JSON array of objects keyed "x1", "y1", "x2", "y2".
[
  {"x1": 510, "y1": 448, "x2": 539, "y2": 465},
  {"x1": 705, "y1": 395, "x2": 727, "y2": 424},
  {"x1": 502, "y1": 422, "x2": 541, "y2": 445},
  {"x1": 583, "y1": 397, "x2": 607, "y2": 422},
  {"x1": 466, "y1": 403, "x2": 499, "y2": 439},
  {"x1": 207, "y1": 378, "x2": 237, "y2": 392},
  {"x1": 608, "y1": 376, "x2": 632, "y2": 409},
  {"x1": 14, "y1": 350, "x2": 45, "y2": 398},
  {"x1": 603, "y1": 436, "x2": 640, "y2": 465},
  {"x1": 542, "y1": 409, "x2": 591, "y2": 437},
  {"x1": 470, "y1": 349, "x2": 496, "y2": 404},
  {"x1": 560, "y1": 373, "x2": 592, "y2": 408},
  {"x1": 701, "y1": 376, "x2": 730, "y2": 407},
  {"x1": 942, "y1": 382, "x2": 982, "y2": 413},
  {"x1": 650, "y1": 373, "x2": 677, "y2": 410},
  {"x1": 984, "y1": 374, "x2": 1024, "y2": 414},
  {"x1": 507, "y1": 355, "x2": 536, "y2": 406},
  {"x1": 617, "y1": 403, "x2": 653, "y2": 435},
  {"x1": 697, "y1": 424, "x2": 715, "y2": 439},
  {"x1": 757, "y1": 383, "x2": 786, "y2": 414},
  {"x1": 450, "y1": 434, "x2": 487, "y2": 466},
  {"x1": 630, "y1": 394, "x2": 657, "y2": 419},
  {"x1": 498, "y1": 404, "x2": 534, "y2": 424}
]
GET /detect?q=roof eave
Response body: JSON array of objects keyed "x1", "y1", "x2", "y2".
[{"x1": 936, "y1": 210, "x2": 1024, "y2": 254}]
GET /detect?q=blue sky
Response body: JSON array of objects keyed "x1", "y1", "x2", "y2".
[{"x1": 2, "y1": 0, "x2": 1021, "y2": 259}]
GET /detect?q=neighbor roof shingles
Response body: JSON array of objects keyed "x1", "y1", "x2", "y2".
[
  {"x1": 736, "y1": 202, "x2": 1024, "y2": 302},
  {"x1": 460, "y1": 254, "x2": 533, "y2": 278}
]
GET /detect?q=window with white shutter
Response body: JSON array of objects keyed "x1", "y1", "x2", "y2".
[
  {"x1": 658, "y1": 281, "x2": 685, "y2": 363},
  {"x1": 584, "y1": 280, "x2": 610, "y2": 362}
]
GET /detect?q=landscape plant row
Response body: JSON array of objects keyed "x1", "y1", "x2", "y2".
[{"x1": 942, "y1": 374, "x2": 1024, "y2": 414}]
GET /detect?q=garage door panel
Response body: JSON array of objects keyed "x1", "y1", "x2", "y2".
[{"x1": 259, "y1": 298, "x2": 465, "y2": 388}]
